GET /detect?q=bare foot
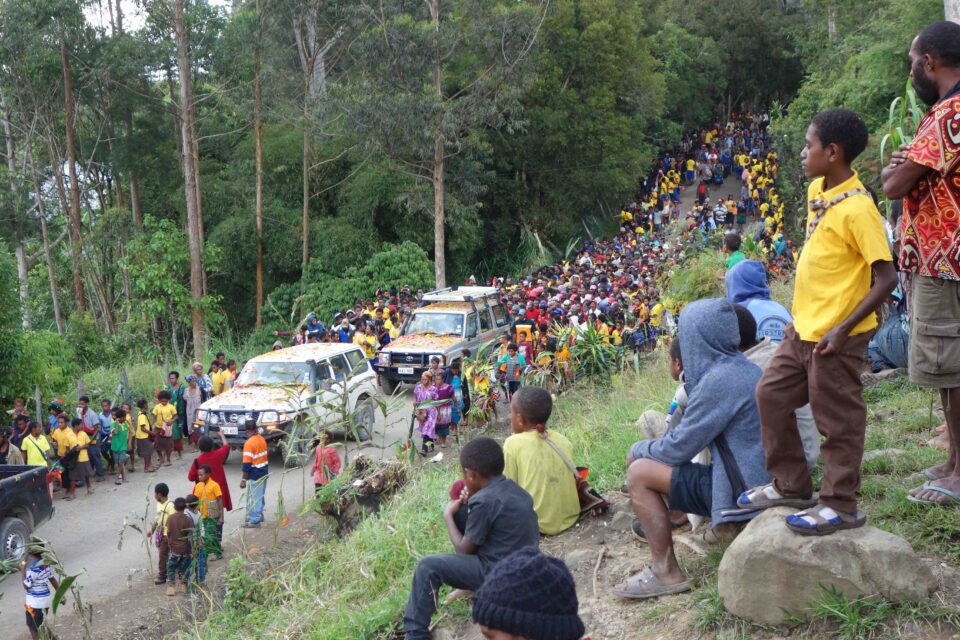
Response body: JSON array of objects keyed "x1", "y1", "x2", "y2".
[{"x1": 925, "y1": 431, "x2": 950, "y2": 451}]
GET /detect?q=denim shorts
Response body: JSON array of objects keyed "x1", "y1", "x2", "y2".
[{"x1": 667, "y1": 462, "x2": 712, "y2": 517}]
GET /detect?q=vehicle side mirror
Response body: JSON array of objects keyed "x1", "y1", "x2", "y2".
[{"x1": 468, "y1": 328, "x2": 478, "y2": 338}]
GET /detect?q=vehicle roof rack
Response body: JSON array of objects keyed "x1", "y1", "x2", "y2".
[{"x1": 420, "y1": 286, "x2": 500, "y2": 303}]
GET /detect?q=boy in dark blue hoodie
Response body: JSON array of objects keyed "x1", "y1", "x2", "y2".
[{"x1": 614, "y1": 298, "x2": 768, "y2": 600}]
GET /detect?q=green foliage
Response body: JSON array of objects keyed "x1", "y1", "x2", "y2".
[
  {"x1": 663, "y1": 250, "x2": 726, "y2": 306},
  {"x1": 266, "y1": 241, "x2": 434, "y2": 328},
  {"x1": 654, "y1": 21, "x2": 726, "y2": 130},
  {"x1": 17, "y1": 331, "x2": 80, "y2": 400},
  {"x1": 0, "y1": 248, "x2": 21, "y2": 405}
]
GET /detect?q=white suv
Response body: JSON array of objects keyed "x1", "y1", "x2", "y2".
[{"x1": 194, "y1": 343, "x2": 378, "y2": 462}]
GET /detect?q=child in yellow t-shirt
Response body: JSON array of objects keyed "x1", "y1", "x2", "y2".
[
  {"x1": 71, "y1": 417, "x2": 95, "y2": 496},
  {"x1": 739, "y1": 108, "x2": 896, "y2": 536}
]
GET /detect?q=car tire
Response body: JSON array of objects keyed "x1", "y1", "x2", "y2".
[
  {"x1": 350, "y1": 396, "x2": 374, "y2": 442},
  {"x1": 380, "y1": 375, "x2": 399, "y2": 396},
  {"x1": 0, "y1": 517, "x2": 30, "y2": 563}
]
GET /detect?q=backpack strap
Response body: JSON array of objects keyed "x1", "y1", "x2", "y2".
[{"x1": 539, "y1": 432, "x2": 580, "y2": 482}]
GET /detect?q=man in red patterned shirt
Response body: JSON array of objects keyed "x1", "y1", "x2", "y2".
[{"x1": 882, "y1": 20, "x2": 960, "y2": 506}]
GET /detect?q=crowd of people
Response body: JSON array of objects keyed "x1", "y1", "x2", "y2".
[{"x1": 10, "y1": 20, "x2": 960, "y2": 640}]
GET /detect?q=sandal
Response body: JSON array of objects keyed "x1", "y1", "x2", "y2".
[
  {"x1": 737, "y1": 482, "x2": 818, "y2": 510},
  {"x1": 920, "y1": 467, "x2": 950, "y2": 482},
  {"x1": 906, "y1": 481, "x2": 960, "y2": 506},
  {"x1": 785, "y1": 504, "x2": 866, "y2": 536},
  {"x1": 115, "y1": 479, "x2": 123, "y2": 485},
  {"x1": 612, "y1": 567, "x2": 692, "y2": 600}
]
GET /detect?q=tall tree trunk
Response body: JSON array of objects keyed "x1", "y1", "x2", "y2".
[
  {"x1": 301, "y1": 103, "x2": 311, "y2": 277},
  {"x1": 427, "y1": 0, "x2": 446, "y2": 288},
  {"x1": 827, "y1": 2, "x2": 837, "y2": 41},
  {"x1": 948, "y1": 0, "x2": 960, "y2": 23},
  {"x1": 1, "y1": 90, "x2": 14, "y2": 176},
  {"x1": 29, "y1": 147, "x2": 64, "y2": 335},
  {"x1": 130, "y1": 171, "x2": 143, "y2": 225},
  {"x1": 60, "y1": 41, "x2": 86, "y2": 312},
  {"x1": 15, "y1": 244, "x2": 32, "y2": 330},
  {"x1": 173, "y1": 0, "x2": 206, "y2": 362},
  {"x1": 254, "y1": 0, "x2": 265, "y2": 328}
]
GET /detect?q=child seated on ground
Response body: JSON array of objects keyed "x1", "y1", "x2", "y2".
[
  {"x1": 470, "y1": 547, "x2": 585, "y2": 640},
  {"x1": 403, "y1": 437, "x2": 539, "y2": 640},
  {"x1": 738, "y1": 108, "x2": 896, "y2": 536},
  {"x1": 503, "y1": 387, "x2": 580, "y2": 536}
]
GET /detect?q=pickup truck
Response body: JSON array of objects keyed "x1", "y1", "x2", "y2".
[{"x1": 0, "y1": 465, "x2": 54, "y2": 562}]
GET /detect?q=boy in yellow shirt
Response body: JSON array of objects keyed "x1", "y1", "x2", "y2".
[
  {"x1": 738, "y1": 109, "x2": 897, "y2": 535},
  {"x1": 152, "y1": 391, "x2": 177, "y2": 467},
  {"x1": 503, "y1": 387, "x2": 579, "y2": 536}
]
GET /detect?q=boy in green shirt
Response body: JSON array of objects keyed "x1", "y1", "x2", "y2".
[{"x1": 110, "y1": 409, "x2": 131, "y2": 484}]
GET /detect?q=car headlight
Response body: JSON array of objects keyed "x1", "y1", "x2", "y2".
[
  {"x1": 207, "y1": 412, "x2": 220, "y2": 425},
  {"x1": 378, "y1": 352, "x2": 390, "y2": 365},
  {"x1": 196, "y1": 409, "x2": 208, "y2": 421},
  {"x1": 261, "y1": 410, "x2": 279, "y2": 423}
]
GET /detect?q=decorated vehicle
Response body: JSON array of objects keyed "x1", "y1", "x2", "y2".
[
  {"x1": 375, "y1": 287, "x2": 509, "y2": 393},
  {"x1": 194, "y1": 343, "x2": 378, "y2": 464},
  {"x1": 0, "y1": 465, "x2": 54, "y2": 562}
]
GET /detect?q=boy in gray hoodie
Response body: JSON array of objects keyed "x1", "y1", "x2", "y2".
[{"x1": 614, "y1": 298, "x2": 769, "y2": 600}]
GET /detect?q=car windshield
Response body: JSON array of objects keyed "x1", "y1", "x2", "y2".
[
  {"x1": 403, "y1": 312, "x2": 464, "y2": 337},
  {"x1": 235, "y1": 362, "x2": 312, "y2": 386}
]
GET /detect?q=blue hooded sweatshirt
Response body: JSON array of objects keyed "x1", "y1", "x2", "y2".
[
  {"x1": 632, "y1": 298, "x2": 769, "y2": 526},
  {"x1": 725, "y1": 260, "x2": 792, "y2": 344}
]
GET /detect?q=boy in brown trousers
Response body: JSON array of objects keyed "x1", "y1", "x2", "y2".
[{"x1": 737, "y1": 108, "x2": 897, "y2": 535}]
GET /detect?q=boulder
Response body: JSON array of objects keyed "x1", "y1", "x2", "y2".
[
  {"x1": 718, "y1": 508, "x2": 936, "y2": 625},
  {"x1": 635, "y1": 410, "x2": 668, "y2": 440},
  {"x1": 607, "y1": 509, "x2": 635, "y2": 532}
]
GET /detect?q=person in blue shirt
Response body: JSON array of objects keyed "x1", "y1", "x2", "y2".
[
  {"x1": 305, "y1": 313, "x2": 325, "y2": 341},
  {"x1": 725, "y1": 260, "x2": 792, "y2": 344}
]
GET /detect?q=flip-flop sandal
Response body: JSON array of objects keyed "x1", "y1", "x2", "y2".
[
  {"x1": 631, "y1": 517, "x2": 690, "y2": 544},
  {"x1": 737, "y1": 482, "x2": 818, "y2": 510},
  {"x1": 612, "y1": 567, "x2": 692, "y2": 600},
  {"x1": 785, "y1": 505, "x2": 866, "y2": 536},
  {"x1": 906, "y1": 481, "x2": 960, "y2": 506}
]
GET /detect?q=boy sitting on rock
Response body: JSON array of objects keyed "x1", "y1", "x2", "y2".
[{"x1": 403, "y1": 437, "x2": 540, "y2": 640}]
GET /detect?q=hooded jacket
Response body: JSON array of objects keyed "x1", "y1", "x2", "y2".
[
  {"x1": 725, "y1": 260, "x2": 792, "y2": 343},
  {"x1": 632, "y1": 298, "x2": 769, "y2": 526}
]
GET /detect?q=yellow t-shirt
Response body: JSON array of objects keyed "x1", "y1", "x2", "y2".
[
  {"x1": 152, "y1": 403, "x2": 177, "y2": 430},
  {"x1": 211, "y1": 370, "x2": 230, "y2": 395},
  {"x1": 686, "y1": 159, "x2": 695, "y2": 171},
  {"x1": 503, "y1": 430, "x2": 579, "y2": 536},
  {"x1": 51, "y1": 427, "x2": 76, "y2": 456},
  {"x1": 793, "y1": 172, "x2": 892, "y2": 342},
  {"x1": 156, "y1": 499, "x2": 176, "y2": 536},
  {"x1": 21, "y1": 435, "x2": 52, "y2": 466},
  {"x1": 136, "y1": 413, "x2": 151, "y2": 439},
  {"x1": 193, "y1": 479, "x2": 223, "y2": 519},
  {"x1": 75, "y1": 430, "x2": 90, "y2": 463}
]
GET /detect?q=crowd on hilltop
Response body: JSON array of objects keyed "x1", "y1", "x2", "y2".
[{"x1": 268, "y1": 112, "x2": 783, "y2": 369}]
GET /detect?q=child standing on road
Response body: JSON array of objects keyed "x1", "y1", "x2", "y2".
[
  {"x1": 184, "y1": 494, "x2": 206, "y2": 586},
  {"x1": 111, "y1": 409, "x2": 131, "y2": 484},
  {"x1": 192, "y1": 464, "x2": 224, "y2": 560},
  {"x1": 311, "y1": 430, "x2": 342, "y2": 491},
  {"x1": 136, "y1": 398, "x2": 156, "y2": 473},
  {"x1": 153, "y1": 391, "x2": 176, "y2": 467},
  {"x1": 71, "y1": 417, "x2": 94, "y2": 496},
  {"x1": 738, "y1": 109, "x2": 897, "y2": 535},
  {"x1": 21, "y1": 545, "x2": 60, "y2": 640},
  {"x1": 434, "y1": 374, "x2": 454, "y2": 448},
  {"x1": 164, "y1": 497, "x2": 194, "y2": 595},
  {"x1": 449, "y1": 363, "x2": 464, "y2": 437},
  {"x1": 496, "y1": 343, "x2": 527, "y2": 401},
  {"x1": 414, "y1": 371, "x2": 438, "y2": 455}
]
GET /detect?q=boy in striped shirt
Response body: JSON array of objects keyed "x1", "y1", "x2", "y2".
[{"x1": 21, "y1": 546, "x2": 59, "y2": 640}]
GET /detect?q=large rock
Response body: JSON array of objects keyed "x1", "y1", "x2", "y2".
[
  {"x1": 635, "y1": 409, "x2": 668, "y2": 440},
  {"x1": 718, "y1": 508, "x2": 936, "y2": 625}
]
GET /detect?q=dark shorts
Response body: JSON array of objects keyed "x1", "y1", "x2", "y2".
[
  {"x1": 136, "y1": 438, "x2": 154, "y2": 459},
  {"x1": 25, "y1": 606, "x2": 46, "y2": 631},
  {"x1": 156, "y1": 436, "x2": 173, "y2": 453},
  {"x1": 667, "y1": 462, "x2": 712, "y2": 517}
]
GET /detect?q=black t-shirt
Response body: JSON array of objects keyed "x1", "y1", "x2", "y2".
[{"x1": 464, "y1": 475, "x2": 539, "y2": 569}]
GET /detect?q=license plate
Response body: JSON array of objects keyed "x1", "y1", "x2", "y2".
[
  {"x1": 222, "y1": 426, "x2": 238, "y2": 435},
  {"x1": 398, "y1": 367, "x2": 414, "y2": 375}
]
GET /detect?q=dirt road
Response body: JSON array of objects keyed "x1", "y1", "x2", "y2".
[{"x1": 0, "y1": 389, "x2": 414, "y2": 640}]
